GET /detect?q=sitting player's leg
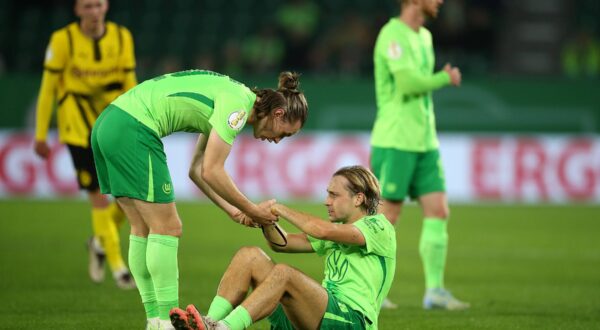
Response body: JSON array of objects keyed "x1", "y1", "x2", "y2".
[
  {"x1": 228, "y1": 263, "x2": 328, "y2": 330},
  {"x1": 174, "y1": 248, "x2": 328, "y2": 330},
  {"x1": 117, "y1": 197, "x2": 158, "y2": 327},
  {"x1": 170, "y1": 247, "x2": 278, "y2": 330},
  {"x1": 208, "y1": 246, "x2": 276, "y2": 321}
]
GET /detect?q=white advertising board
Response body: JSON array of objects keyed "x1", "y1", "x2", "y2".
[{"x1": 1, "y1": 131, "x2": 598, "y2": 203}]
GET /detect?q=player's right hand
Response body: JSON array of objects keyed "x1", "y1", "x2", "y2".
[
  {"x1": 443, "y1": 63, "x2": 462, "y2": 87},
  {"x1": 251, "y1": 199, "x2": 278, "y2": 225},
  {"x1": 34, "y1": 140, "x2": 50, "y2": 159}
]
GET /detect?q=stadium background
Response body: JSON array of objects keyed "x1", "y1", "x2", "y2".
[{"x1": 0, "y1": 0, "x2": 599, "y2": 329}]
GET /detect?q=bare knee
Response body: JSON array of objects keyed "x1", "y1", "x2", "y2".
[
  {"x1": 149, "y1": 215, "x2": 182, "y2": 237},
  {"x1": 88, "y1": 190, "x2": 110, "y2": 208},
  {"x1": 270, "y1": 264, "x2": 293, "y2": 283},
  {"x1": 235, "y1": 246, "x2": 270, "y2": 264},
  {"x1": 381, "y1": 199, "x2": 403, "y2": 224},
  {"x1": 424, "y1": 204, "x2": 450, "y2": 219}
]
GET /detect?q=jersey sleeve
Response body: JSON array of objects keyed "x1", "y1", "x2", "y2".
[
  {"x1": 119, "y1": 26, "x2": 137, "y2": 91},
  {"x1": 308, "y1": 235, "x2": 329, "y2": 256},
  {"x1": 209, "y1": 93, "x2": 249, "y2": 145},
  {"x1": 378, "y1": 28, "x2": 412, "y2": 74},
  {"x1": 35, "y1": 31, "x2": 68, "y2": 141},
  {"x1": 353, "y1": 216, "x2": 396, "y2": 258},
  {"x1": 379, "y1": 28, "x2": 450, "y2": 94},
  {"x1": 43, "y1": 30, "x2": 68, "y2": 71}
]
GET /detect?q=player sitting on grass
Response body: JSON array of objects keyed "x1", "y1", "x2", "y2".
[{"x1": 170, "y1": 165, "x2": 396, "y2": 330}]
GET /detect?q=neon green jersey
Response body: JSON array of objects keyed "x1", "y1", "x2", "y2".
[
  {"x1": 112, "y1": 70, "x2": 256, "y2": 144},
  {"x1": 308, "y1": 214, "x2": 396, "y2": 330},
  {"x1": 371, "y1": 18, "x2": 450, "y2": 152}
]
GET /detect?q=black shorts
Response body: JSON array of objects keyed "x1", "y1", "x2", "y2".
[{"x1": 67, "y1": 144, "x2": 100, "y2": 191}]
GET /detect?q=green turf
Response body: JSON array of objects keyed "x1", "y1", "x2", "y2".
[{"x1": 1, "y1": 200, "x2": 599, "y2": 329}]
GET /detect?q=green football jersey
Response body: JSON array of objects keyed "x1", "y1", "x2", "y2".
[
  {"x1": 112, "y1": 70, "x2": 256, "y2": 144},
  {"x1": 371, "y1": 18, "x2": 450, "y2": 152},
  {"x1": 308, "y1": 214, "x2": 396, "y2": 330}
]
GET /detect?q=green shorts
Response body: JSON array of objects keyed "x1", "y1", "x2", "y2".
[
  {"x1": 370, "y1": 147, "x2": 445, "y2": 201},
  {"x1": 267, "y1": 290, "x2": 366, "y2": 330},
  {"x1": 91, "y1": 105, "x2": 174, "y2": 203}
]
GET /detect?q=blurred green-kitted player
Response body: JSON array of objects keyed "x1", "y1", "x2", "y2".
[
  {"x1": 34, "y1": 0, "x2": 137, "y2": 289},
  {"x1": 91, "y1": 69, "x2": 308, "y2": 329},
  {"x1": 370, "y1": 0, "x2": 469, "y2": 310}
]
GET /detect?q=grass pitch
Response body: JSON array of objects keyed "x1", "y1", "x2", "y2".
[{"x1": 1, "y1": 200, "x2": 599, "y2": 329}]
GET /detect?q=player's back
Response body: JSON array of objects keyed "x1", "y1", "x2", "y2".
[{"x1": 112, "y1": 70, "x2": 256, "y2": 138}]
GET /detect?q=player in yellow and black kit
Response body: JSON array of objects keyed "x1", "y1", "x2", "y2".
[{"x1": 34, "y1": 0, "x2": 137, "y2": 289}]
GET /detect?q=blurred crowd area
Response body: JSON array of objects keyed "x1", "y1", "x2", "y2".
[{"x1": 0, "y1": 0, "x2": 599, "y2": 79}]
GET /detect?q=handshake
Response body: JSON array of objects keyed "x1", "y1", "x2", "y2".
[{"x1": 230, "y1": 199, "x2": 288, "y2": 247}]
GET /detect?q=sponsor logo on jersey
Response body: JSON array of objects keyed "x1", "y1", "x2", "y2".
[
  {"x1": 228, "y1": 110, "x2": 247, "y2": 130},
  {"x1": 387, "y1": 41, "x2": 402, "y2": 60},
  {"x1": 71, "y1": 66, "x2": 119, "y2": 78}
]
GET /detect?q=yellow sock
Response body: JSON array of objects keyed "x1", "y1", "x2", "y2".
[
  {"x1": 108, "y1": 201, "x2": 126, "y2": 227},
  {"x1": 92, "y1": 207, "x2": 126, "y2": 272}
]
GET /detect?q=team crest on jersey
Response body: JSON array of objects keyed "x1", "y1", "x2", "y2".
[
  {"x1": 228, "y1": 110, "x2": 247, "y2": 130},
  {"x1": 387, "y1": 41, "x2": 402, "y2": 60},
  {"x1": 162, "y1": 183, "x2": 172, "y2": 195}
]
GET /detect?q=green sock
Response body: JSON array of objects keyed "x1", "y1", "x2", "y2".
[
  {"x1": 222, "y1": 305, "x2": 253, "y2": 330},
  {"x1": 207, "y1": 295, "x2": 233, "y2": 321},
  {"x1": 419, "y1": 218, "x2": 448, "y2": 289},
  {"x1": 146, "y1": 234, "x2": 179, "y2": 320},
  {"x1": 129, "y1": 235, "x2": 158, "y2": 319}
]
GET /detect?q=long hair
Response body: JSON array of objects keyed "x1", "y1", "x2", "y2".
[
  {"x1": 251, "y1": 71, "x2": 308, "y2": 126},
  {"x1": 333, "y1": 165, "x2": 381, "y2": 215}
]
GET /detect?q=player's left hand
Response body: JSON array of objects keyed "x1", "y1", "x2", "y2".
[{"x1": 231, "y1": 210, "x2": 259, "y2": 228}]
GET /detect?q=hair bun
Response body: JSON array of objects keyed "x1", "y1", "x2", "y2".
[{"x1": 278, "y1": 71, "x2": 300, "y2": 92}]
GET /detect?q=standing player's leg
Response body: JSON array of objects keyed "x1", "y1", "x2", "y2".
[
  {"x1": 117, "y1": 197, "x2": 159, "y2": 329},
  {"x1": 418, "y1": 192, "x2": 449, "y2": 291},
  {"x1": 415, "y1": 150, "x2": 469, "y2": 310},
  {"x1": 370, "y1": 147, "x2": 416, "y2": 309},
  {"x1": 68, "y1": 144, "x2": 133, "y2": 288},
  {"x1": 88, "y1": 189, "x2": 135, "y2": 289},
  {"x1": 133, "y1": 200, "x2": 182, "y2": 328}
]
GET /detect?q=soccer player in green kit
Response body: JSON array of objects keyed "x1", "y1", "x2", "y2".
[
  {"x1": 169, "y1": 165, "x2": 396, "y2": 330},
  {"x1": 91, "y1": 70, "x2": 308, "y2": 330},
  {"x1": 370, "y1": 0, "x2": 469, "y2": 310}
]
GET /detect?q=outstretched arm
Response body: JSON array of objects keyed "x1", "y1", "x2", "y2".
[
  {"x1": 271, "y1": 204, "x2": 366, "y2": 246},
  {"x1": 189, "y1": 130, "x2": 276, "y2": 225}
]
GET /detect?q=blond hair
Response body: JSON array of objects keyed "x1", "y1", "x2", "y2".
[{"x1": 333, "y1": 165, "x2": 381, "y2": 215}]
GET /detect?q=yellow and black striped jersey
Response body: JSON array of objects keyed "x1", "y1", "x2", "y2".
[{"x1": 35, "y1": 21, "x2": 137, "y2": 147}]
